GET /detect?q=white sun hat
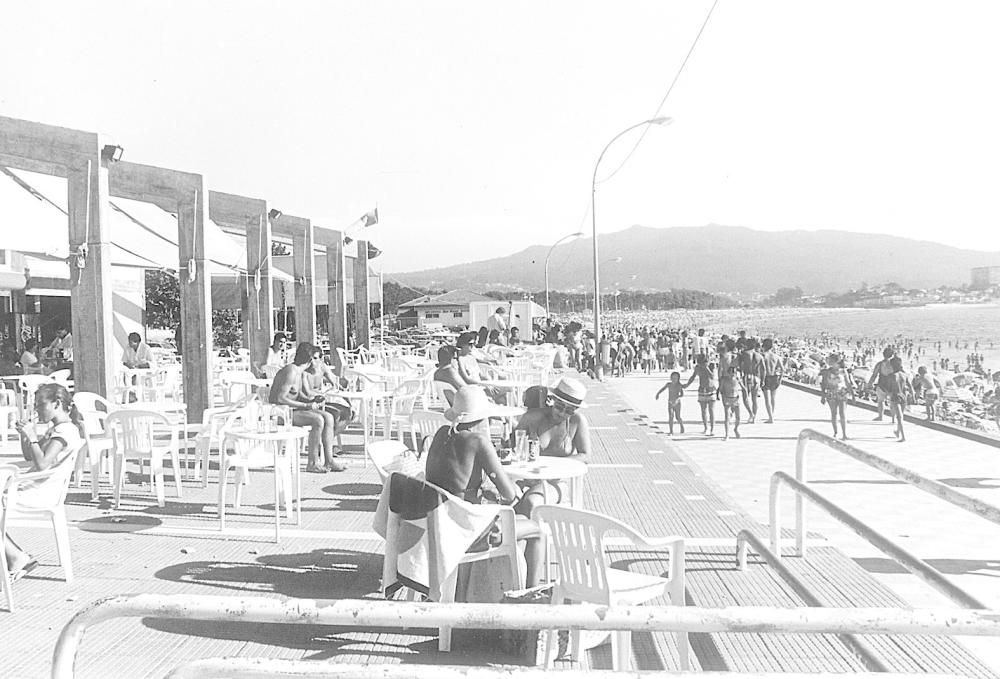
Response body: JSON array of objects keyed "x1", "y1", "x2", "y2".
[
  {"x1": 444, "y1": 386, "x2": 524, "y2": 423},
  {"x1": 549, "y1": 377, "x2": 588, "y2": 408}
]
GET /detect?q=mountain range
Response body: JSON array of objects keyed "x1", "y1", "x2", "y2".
[{"x1": 391, "y1": 225, "x2": 999, "y2": 296}]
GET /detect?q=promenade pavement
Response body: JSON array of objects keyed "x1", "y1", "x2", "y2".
[
  {"x1": 2, "y1": 371, "x2": 999, "y2": 677},
  {"x1": 612, "y1": 368, "x2": 1000, "y2": 671}
]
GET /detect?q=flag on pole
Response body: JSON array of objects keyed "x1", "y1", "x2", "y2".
[{"x1": 362, "y1": 207, "x2": 379, "y2": 227}]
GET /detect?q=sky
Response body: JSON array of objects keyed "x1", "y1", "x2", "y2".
[{"x1": 2, "y1": 1, "x2": 999, "y2": 276}]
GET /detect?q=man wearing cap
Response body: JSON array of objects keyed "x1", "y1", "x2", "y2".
[{"x1": 424, "y1": 386, "x2": 543, "y2": 587}]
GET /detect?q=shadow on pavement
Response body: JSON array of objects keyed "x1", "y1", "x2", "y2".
[{"x1": 855, "y1": 556, "x2": 1000, "y2": 577}]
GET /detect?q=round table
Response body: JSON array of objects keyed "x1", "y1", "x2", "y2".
[
  {"x1": 223, "y1": 426, "x2": 309, "y2": 533},
  {"x1": 505, "y1": 455, "x2": 587, "y2": 507}
]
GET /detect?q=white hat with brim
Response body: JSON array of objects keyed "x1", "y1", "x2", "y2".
[
  {"x1": 549, "y1": 377, "x2": 588, "y2": 408},
  {"x1": 444, "y1": 386, "x2": 525, "y2": 423}
]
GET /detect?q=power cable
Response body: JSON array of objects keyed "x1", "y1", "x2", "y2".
[{"x1": 597, "y1": 0, "x2": 720, "y2": 185}]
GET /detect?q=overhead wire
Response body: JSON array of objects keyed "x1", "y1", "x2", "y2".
[{"x1": 596, "y1": 0, "x2": 720, "y2": 185}]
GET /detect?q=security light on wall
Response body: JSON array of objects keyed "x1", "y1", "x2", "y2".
[
  {"x1": 101, "y1": 145, "x2": 124, "y2": 163},
  {"x1": 268, "y1": 208, "x2": 282, "y2": 220}
]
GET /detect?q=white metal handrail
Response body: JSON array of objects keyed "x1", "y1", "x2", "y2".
[
  {"x1": 793, "y1": 428, "x2": 1000, "y2": 557},
  {"x1": 166, "y1": 661, "x2": 972, "y2": 679},
  {"x1": 51, "y1": 594, "x2": 1000, "y2": 679},
  {"x1": 770, "y1": 471, "x2": 986, "y2": 609}
]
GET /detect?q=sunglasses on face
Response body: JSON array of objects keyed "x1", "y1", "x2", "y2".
[{"x1": 551, "y1": 400, "x2": 578, "y2": 414}]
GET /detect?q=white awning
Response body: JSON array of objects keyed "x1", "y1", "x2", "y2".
[{"x1": 1, "y1": 168, "x2": 290, "y2": 283}]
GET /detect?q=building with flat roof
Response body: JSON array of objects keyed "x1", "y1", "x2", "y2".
[{"x1": 971, "y1": 266, "x2": 1000, "y2": 290}]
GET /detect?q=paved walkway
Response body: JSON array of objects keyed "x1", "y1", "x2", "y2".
[
  {"x1": 3, "y1": 373, "x2": 1000, "y2": 677},
  {"x1": 612, "y1": 369, "x2": 1000, "y2": 671}
]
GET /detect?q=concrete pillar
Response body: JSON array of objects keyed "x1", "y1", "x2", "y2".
[
  {"x1": 325, "y1": 230, "x2": 348, "y2": 351},
  {"x1": 354, "y1": 240, "x2": 371, "y2": 348},
  {"x1": 67, "y1": 150, "x2": 116, "y2": 397}
]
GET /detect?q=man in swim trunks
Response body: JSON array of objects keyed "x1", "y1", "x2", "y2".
[
  {"x1": 684, "y1": 354, "x2": 717, "y2": 436},
  {"x1": 269, "y1": 342, "x2": 345, "y2": 472},
  {"x1": 760, "y1": 338, "x2": 784, "y2": 423},
  {"x1": 737, "y1": 338, "x2": 765, "y2": 424}
]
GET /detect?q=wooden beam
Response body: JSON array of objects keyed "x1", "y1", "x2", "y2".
[
  {"x1": 109, "y1": 161, "x2": 212, "y2": 420},
  {"x1": 0, "y1": 116, "x2": 118, "y2": 399},
  {"x1": 274, "y1": 214, "x2": 316, "y2": 344},
  {"x1": 210, "y1": 191, "x2": 272, "y2": 374},
  {"x1": 354, "y1": 240, "x2": 371, "y2": 349},
  {"x1": 326, "y1": 231, "x2": 348, "y2": 351}
]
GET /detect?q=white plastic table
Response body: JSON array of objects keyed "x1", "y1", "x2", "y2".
[{"x1": 505, "y1": 455, "x2": 588, "y2": 507}]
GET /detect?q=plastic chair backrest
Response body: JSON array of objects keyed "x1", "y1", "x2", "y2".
[
  {"x1": 73, "y1": 392, "x2": 114, "y2": 416},
  {"x1": 49, "y1": 369, "x2": 72, "y2": 383},
  {"x1": 6, "y1": 436, "x2": 84, "y2": 510},
  {"x1": 262, "y1": 365, "x2": 281, "y2": 380},
  {"x1": 106, "y1": 410, "x2": 169, "y2": 456},
  {"x1": 367, "y1": 441, "x2": 420, "y2": 483},
  {"x1": 532, "y1": 505, "x2": 636, "y2": 606},
  {"x1": 433, "y1": 381, "x2": 456, "y2": 407},
  {"x1": 408, "y1": 411, "x2": 448, "y2": 456}
]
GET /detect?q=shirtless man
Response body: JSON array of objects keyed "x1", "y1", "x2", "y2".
[
  {"x1": 269, "y1": 342, "x2": 345, "y2": 472},
  {"x1": 737, "y1": 338, "x2": 765, "y2": 424},
  {"x1": 425, "y1": 386, "x2": 543, "y2": 586}
]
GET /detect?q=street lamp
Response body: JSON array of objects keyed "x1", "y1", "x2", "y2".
[
  {"x1": 591, "y1": 116, "x2": 672, "y2": 379},
  {"x1": 544, "y1": 231, "x2": 584, "y2": 318}
]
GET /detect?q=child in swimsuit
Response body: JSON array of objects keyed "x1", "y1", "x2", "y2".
[
  {"x1": 718, "y1": 365, "x2": 746, "y2": 441},
  {"x1": 655, "y1": 371, "x2": 685, "y2": 435},
  {"x1": 819, "y1": 353, "x2": 853, "y2": 440}
]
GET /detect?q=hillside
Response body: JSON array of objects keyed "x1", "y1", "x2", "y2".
[{"x1": 392, "y1": 225, "x2": 999, "y2": 295}]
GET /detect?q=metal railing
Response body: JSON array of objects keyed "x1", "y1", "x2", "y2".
[
  {"x1": 166, "y1": 661, "x2": 971, "y2": 679},
  {"x1": 769, "y1": 471, "x2": 986, "y2": 609},
  {"x1": 52, "y1": 594, "x2": 1000, "y2": 679},
  {"x1": 792, "y1": 428, "x2": 1000, "y2": 557},
  {"x1": 736, "y1": 530, "x2": 889, "y2": 672}
]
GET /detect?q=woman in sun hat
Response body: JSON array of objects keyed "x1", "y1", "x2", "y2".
[
  {"x1": 424, "y1": 386, "x2": 543, "y2": 586},
  {"x1": 514, "y1": 377, "x2": 592, "y2": 513}
]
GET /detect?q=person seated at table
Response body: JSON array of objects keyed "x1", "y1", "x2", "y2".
[
  {"x1": 508, "y1": 326, "x2": 523, "y2": 346},
  {"x1": 122, "y1": 332, "x2": 155, "y2": 369},
  {"x1": 514, "y1": 377, "x2": 591, "y2": 510},
  {"x1": 485, "y1": 330, "x2": 516, "y2": 360},
  {"x1": 257, "y1": 332, "x2": 287, "y2": 377},
  {"x1": 269, "y1": 342, "x2": 346, "y2": 473},
  {"x1": 303, "y1": 347, "x2": 354, "y2": 439},
  {"x1": 456, "y1": 332, "x2": 505, "y2": 404},
  {"x1": 432, "y1": 346, "x2": 468, "y2": 404},
  {"x1": 6, "y1": 383, "x2": 83, "y2": 582},
  {"x1": 47, "y1": 328, "x2": 73, "y2": 362},
  {"x1": 424, "y1": 385, "x2": 543, "y2": 586},
  {"x1": 19, "y1": 339, "x2": 45, "y2": 375},
  {"x1": 0, "y1": 339, "x2": 19, "y2": 374}
]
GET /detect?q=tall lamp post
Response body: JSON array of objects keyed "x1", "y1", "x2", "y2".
[
  {"x1": 591, "y1": 117, "x2": 672, "y2": 379},
  {"x1": 544, "y1": 231, "x2": 584, "y2": 318}
]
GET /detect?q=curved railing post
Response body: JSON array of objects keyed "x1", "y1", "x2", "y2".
[
  {"x1": 770, "y1": 472, "x2": 986, "y2": 609},
  {"x1": 769, "y1": 473, "x2": 783, "y2": 557},
  {"x1": 795, "y1": 431, "x2": 810, "y2": 556}
]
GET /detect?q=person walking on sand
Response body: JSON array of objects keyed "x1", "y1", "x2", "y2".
[
  {"x1": 737, "y1": 338, "x2": 764, "y2": 424},
  {"x1": 914, "y1": 365, "x2": 941, "y2": 422},
  {"x1": 819, "y1": 353, "x2": 854, "y2": 440},
  {"x1": 655, "y1": 371, "x2": 686, "y2": 435},
  {"x1": 867, "y1": 347, "x2": 896, "y2": 422},
  {"x1": 684, "y1": 354, "x2": 717, "y2": 436},
  {"x1": 718, "y1": 365, "x2": 746, "y2": 441}
]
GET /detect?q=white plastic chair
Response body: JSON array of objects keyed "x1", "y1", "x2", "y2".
[
  {"x1": 72, "y1": 392, "x2": 116, "y2": 501},
  {"x1": 408, "y1": 410, "x2": 448, "y2": 457},
  {"x1": 531, "y1": 505, "x2": 688, "y2": 671},
  {"x1": 366, "y1": 440, "x2": 422, "y2": 484},
  {"x1": 16, "y1": 375, "x2": 54, "y2": 422},
  {"x1": 383, "y1": 379, "x2": 424, "y2": 442},
  {"x1": 0, "y1": 387, "x2": 18, "y2": 441},
  {"x1": 193, "y1": 401, "x2": 253, "y2": 487},
  {"x1": 106, "y1": 410, "x2": 183, "y2": 508},
  {"x1": 220, "y1": 370, "x2": 260, "y2": 407},
  {"x1": 218, "y1": 416, "x2": 298, "y2": 543},
  {"x1": 0, "y1": 438, "x2": 83, "y2": 609},
  {"x1": 381, "y1": 472, "x2": 522, "y2": 651},
  {"x1": 433, "y1": 381, "x2": 457, "y2": 408}
]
